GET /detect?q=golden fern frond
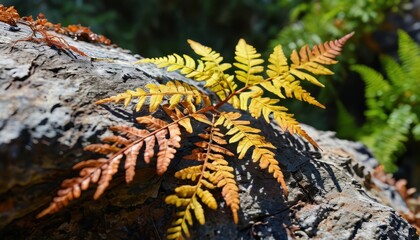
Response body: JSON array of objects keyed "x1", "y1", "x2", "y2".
[
  {"x1": 233, "y1": 39, "x2": 264, "y2": 85},
  {"x1": 96, "y1": 80, "x2": 210, "y2": 112},
  {"x1": 37, "y1": 116, "x2": 182, "y2": 218},
  {"x1": 166, "y1": 117, "x2": 239, "y2": 239},
  {"x1": 215, "y1": 112, "x2": 288, "y2": 195},
  {"x1": 273, "y1": 77, "x2": 325, "y2": 108},
  {"x1": 266, "y1": 44, "x2": 289, "y2": 79},
  {"x1": 246, "y1": 95, "x2": 318, "y2": 148},
  {"x1": 261, "y1": 73, "x2": 325, "y2": 108},
  {"x1": 208, "y1": 152, "x2": 240, "y2": 224},
  {"x1": 187, "y1": 39, "x2": 232, "y2": 75},
  {"x1": 261, "y1": 34, "x2": 350, "y2": 107},
  {"x1": 165, "y1": 190, "x2": 215, "y2": 239},
  {"x1": 289, "y1": 32, "x2": 354, "y2": 87},
  {"x1": 187, "y1": 39, "x2": 238, "y2": 101},
  {"x1": 135, "y1": 53, "x2": 205, "y2": 79},
  {"x1": 237, "y1": 84, "x2": 318, "y2": 148}
]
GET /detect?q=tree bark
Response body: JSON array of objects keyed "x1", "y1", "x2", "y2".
[{"x1": 0, "y1": 21, "x2": 417, "y2": 239}]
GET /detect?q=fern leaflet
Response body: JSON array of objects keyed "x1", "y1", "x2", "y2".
[
  {"x1": 215, "y1": 112, "x2": 288, "y2": 195},
  {"x1": 96, "y1": 80, "x2": 210, "y2": 112},
  {"x1": 233, "y1": 39, "x2": 264, "y2": 85},
  {"x1": 166, "y1": 116, "x2": 239, "y2": 239}
]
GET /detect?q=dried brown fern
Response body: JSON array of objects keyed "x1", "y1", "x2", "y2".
[{"x1": 38, "y1": 34, "x2": 353, "y2": 239}]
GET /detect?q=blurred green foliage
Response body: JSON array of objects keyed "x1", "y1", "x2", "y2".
[{"x1": 352, "y1": 31, "x2": 420, "y2": 172}]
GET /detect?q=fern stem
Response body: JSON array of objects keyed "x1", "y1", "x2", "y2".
[{"x1": 212, "y1": 77, "x2": 274, "y2": 110}]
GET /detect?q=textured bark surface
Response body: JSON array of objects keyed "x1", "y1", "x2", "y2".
[{"x1": 0, "y1": 22, "x2": 418, "y2": 239}]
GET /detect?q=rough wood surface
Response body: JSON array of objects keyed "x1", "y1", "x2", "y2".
[{"x1": 0, "y1": 21, "x2": 417, "y2": 239}]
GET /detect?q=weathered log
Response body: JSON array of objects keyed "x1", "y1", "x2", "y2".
[{"x1": 0, "y1": 21, "x2": 417, "y2": 239}]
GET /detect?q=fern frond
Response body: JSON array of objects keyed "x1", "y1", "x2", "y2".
[
  {"x1": 289, "y1": 32, "x2": 354, "y2": 87},
  {"x1": 261, "y1": 75, "x2": 325, "y2": 108},
  {"x1": 39, "y1": 34, "x2": 354, "y2": 237},
  {"x1": 187, "y1": 39, "x2": 232, "y2": 75},
  {"x1": 187, "y1": 39, "x2": 238, "y2": 101},
  {"x1": 166, "y1": 117, "x2": 240, "y2": 238},
  {"x1": 136, "y1": 116, "x2": 182, "y2": 175},
  {"x1": 351, "y1": 65, "x2": 390, "y2": 121},
  {"x1": 238, "y1": 90, "x2": 318, "y2": 148},
  {"x1": 351, "y1": 65, "x2": 391, "y2": 98},
  {"x1": 165, "y1": 188, "x2": 213, "y2": 239},
  {"x1": 96, "y1": 80, "x2": 209, "y2": 112},
  {"x1": 266, "y1": 44, "x2": 289, "y2": 79},
  {"x1": 363, "y1": 105, "x2": 417, "y2": 172},
  {"x1": 209, "y1": 153, "x2": 240, "y2": 224},
  {"x1": 397, "y1": 30, "x2": 420, "y2": 77},
  {"x1": 233, "y1": 39, "x2": 264, "y2": 85},
  {"x1": 135, "y1": 53, "x2": 205, "y2": 79},
  {"x1": 37, "y1": 116, "x2": 182, "y2": 218},
  {"x1": 215, "y1": 112, "x2": 288, "y2": 195},
  {"x1": 380, "y1": 56, "x2": 407, "y2": 91},
  {"x1": 259, "y1": 43, "x2": 325, "y2": 107}
]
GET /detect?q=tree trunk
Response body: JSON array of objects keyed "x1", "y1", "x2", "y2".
[{"x1": 0, "y1": 21, "x2": 417, "y2": 239}]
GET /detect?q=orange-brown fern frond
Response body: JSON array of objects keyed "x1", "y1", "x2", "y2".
[
  {"x1": 289, "y1": 32, "x2": 354, "y2": 86},
  {"x1": 37, "y1": 116, "x2": 182, "y2": 218}
]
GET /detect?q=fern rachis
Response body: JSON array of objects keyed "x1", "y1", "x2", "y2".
[{"x1": 38, "y1": 33, "x2": 352, "y2": 239}]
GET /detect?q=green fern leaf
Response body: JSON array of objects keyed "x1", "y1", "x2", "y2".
[
  {"x1": 363, "y1": 105, "x2": 416, "y2": 172},
  {"x1": 398, "y1": 30, "x2": 420, "y2": 77}
]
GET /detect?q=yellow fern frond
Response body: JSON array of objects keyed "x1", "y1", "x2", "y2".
[
  {"x1": 96, "y1": 80, "x2": 209, "y2": 112},
  {"x1": 167, "y1": 117, "x2": 240, "y2": 238},
  {"x1": 233, "y1": 39, "x2": 264, "y2": 85},
  {"x1": 187, "y1": 39, "x2": 231, "y2": 74},
  {"x1": 165, "y1": 184, "x2": 215, "y2": 239},
  {"x1": 215, "y1": 112, "x2": 274, "y2": 158},
  {"x1": 266, "y1": 44, "x2": 289, "y2": 79},
  {"x1": 244, "y1": 96, "x2": 318, "y2": 148},
  {"x1": 263, "y1": 75, "x2": 325, "y2": 108},
  {"x1": 135, "y1": 53, "x2": 205, "y2": 79},
  {"x1": 187, "y1": 39, "x2": 237, "y2": 99},
  {"x1": 289, "y1": 32, "x2": 354, "y2": 87},
  {"x1": 209, "y1": 153, "x2": 240, "y2": 224},
  {"x1": 215, "y1": 112, "x2": 288, "y2": 195},
  {"x1": 175, "y1": 165, "x2": 206, "y2": 182},
  {"x1": 272, "y1": 109, "x2": 318, "y2": 148}
]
